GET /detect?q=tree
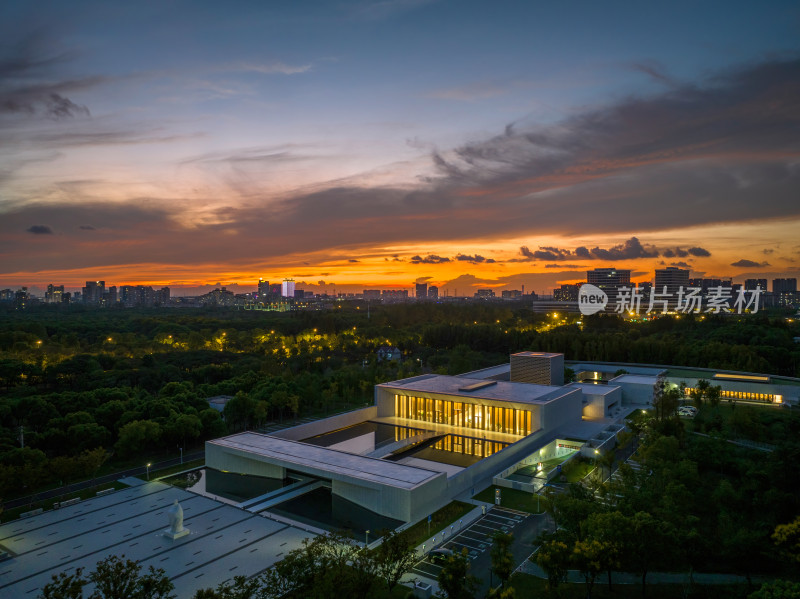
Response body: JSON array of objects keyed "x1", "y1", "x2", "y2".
[
  {"x1": 39, "y1": 555, "x2": 174, "y2": 599},
  {"x1": 534, "y1": 539, "x2": 571, "y2": 592},
  {"x1": 748, "y1": 580, "x2": 800, "y2": 599},
  {"x1": 40, "y1": 568, "x2": 85, "y2": 599},
  {"x1": 373, "y1": 529, "x2": 418, "y2": 593},
  {"x1": 572, "y1": 538, "x2": 605, "y2": 599},
  {"x1": 490, "y1": 531, "x2": 514, "y2": 589},
  {"x1": 115, "y1": 420, "x2": 161, "y2": 458},
  {"x1": 191, "y1": 575, "x2": 262, "y2": 599},
  {"x1": 772, "y1": 517, "x2": 800, "y2": 565},
  {"x1": 437, "y1": 548, "x2": 478, "y2": 599},
  {"x1": 585, "y1": 511, "x2": 627, "y2": 591}
]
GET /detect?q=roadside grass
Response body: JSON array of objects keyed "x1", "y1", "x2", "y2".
[
  {"x1": 138, "y1": 459, "x2": 205, "y2": 482},
  {"x1": 398, "y1": 500, "x2": 474, "y2": 548},
  {"x1": 473, "y1": 485, "x2": 549, "y2": 514}
]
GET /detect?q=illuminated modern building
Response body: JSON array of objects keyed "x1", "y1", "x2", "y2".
[
  {"x1": 281, "y1": 279, "x2": 295, "y2": 298},
  {"x1": 586, "y1": 268, "x2": 631, "y2": 304}
]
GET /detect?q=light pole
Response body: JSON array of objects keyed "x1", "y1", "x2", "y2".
[
  {"x1": 179, "y1": 446, "x2": 183, "y2": 465},
  {"x1": 146, "y1": 463, "x2": 151, "y2": 480},
  {"x1": 365, "y1": 530, "x2": 369, "y2": 547}
]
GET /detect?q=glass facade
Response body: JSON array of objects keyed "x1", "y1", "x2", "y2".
[
  {"x1": 389, "y1": 427, "x2": 509, "y2": 459},
  {"x1": 684, "y1": 387, "x2": 781, "y2": 403},
  {"x1": 394, "y1": 394, "x2": 532, "y2": 436}
]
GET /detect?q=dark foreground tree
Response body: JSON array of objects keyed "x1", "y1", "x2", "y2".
[
  {"x1": 39, "y1": 555, "x2": 174, "y2": 599},
  {"x1": 490, "y1": 531, "x2": 514, "y2": 589},
  {"x1": 373, "y1": 528, "x2": 418, "y2": 593},
  {"x1": 436, "y1": 547, "x2": 478, "y2": 599}
]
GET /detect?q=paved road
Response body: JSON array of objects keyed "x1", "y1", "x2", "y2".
[
  {"x1": 410, "y1": 506, "x2": 553, "y2": 596},
  {"x1": 3, "y1": 451, "x2": 204, "y2": 510}
]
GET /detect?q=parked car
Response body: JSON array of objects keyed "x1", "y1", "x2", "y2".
[{"x1": 429, "y1": 548, "x2": 454, "y2": 563}]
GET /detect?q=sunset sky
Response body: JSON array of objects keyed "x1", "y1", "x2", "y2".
[{"x1": 1, "y1": 0, "x2": 799, "y2": 295}]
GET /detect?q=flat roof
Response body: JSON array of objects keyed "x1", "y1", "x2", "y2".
[
  {"x1": 512, "y1": 352, "x2": 563, "y2": 358},
  {"x1": 567, "y1": 383, "x2": 621, "y2": 395},
  {"x1": 379, "y1": 375, "x2": 577, "y2": 404},
  {"x1": 0, "y1": 481, "x2": 312, "y2": 598},
  {"x1": 610, "y1": 374, "x2": 659, "y2": 385},
  {"x1": 209, "y1": 432, "x2": 441, "y2": 490}
]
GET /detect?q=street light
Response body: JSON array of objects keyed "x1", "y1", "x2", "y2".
[
  {"x1": 365, "y1": 530, "x2": 369, "y2": 546},
  {"x1": 146, "y1": 463, "x2": 151, "y2": 480}
]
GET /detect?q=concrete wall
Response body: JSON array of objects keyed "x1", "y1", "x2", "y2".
[
  {"x1": 577, "y1": 386, "x2": 622, "y2": 418},
  {"x1": 539, "y1": 388, "x2": 583, "y2": 432},
  {"x1": 610, "y1": 378, "x2": 655, "y2": 406},
  {"x1": 270, "y1": 406, "x2": 377, "y2": 440},
  {"x1": 205, "y1": 445, "x2": 286, "y2": 479}
]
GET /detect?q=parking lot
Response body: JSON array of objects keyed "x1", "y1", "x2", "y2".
[{"x1": 411, "y1": 506, "x2": 530, "y2": 580}]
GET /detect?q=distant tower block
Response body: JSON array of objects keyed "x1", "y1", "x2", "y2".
[{"x1": 510, "y1": 352, "x2": 564, "y2": 386}]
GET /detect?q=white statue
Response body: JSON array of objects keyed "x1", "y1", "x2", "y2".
[
  {"x1": 167, "y1": 500, "x2": 184, "y2": 533},
  {"x1": 164, "y1": 499, "x2": 189, "y2": 539}
]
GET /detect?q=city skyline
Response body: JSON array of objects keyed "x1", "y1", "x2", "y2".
[{"x1": 2, "y1": 1, "x2": 799, "y2": 294}]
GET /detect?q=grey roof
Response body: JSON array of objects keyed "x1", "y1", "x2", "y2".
[
  {"x1": 209, "y1": 432, "x2": 442, "y2": 490},
  {"x1": 610, "y1": 374, "x2": 659, "y2": 385},
  {"x1": 379, "y1": 375, "x2": 577, "y2": 404},
  {"x1": 0, "y1": 481, "x2": 313, "y2": 598},
  {"x1": 567, "y1": 383, "x2": 621, "y2": 396}
]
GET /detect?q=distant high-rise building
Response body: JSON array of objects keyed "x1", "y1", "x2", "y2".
[
  {"x1": 655, "y1": 267, "x2": 690, "y2": 296},
  {"x1": 586, "y1": 268, "x2": 631, "y2": 305},
  {"x1": 82, "y1": 281, "x2": 105, "y2": 304},
  {"x1": 363, "y1": 289, "x2": 382, "y2": 300},
  {"x1": 475, "y1": 289, "x2": 495, "y2": 299},
  {"x1": 382, "y1": 289, "x2": 409, "y2": 302},
  {"x1": 428, "y1": 286, "x2": 439, "y2": 300},
  {"x1": 553, "y1": 284, "x2": 580, "y2": 302},
  {"x1": 745, "y1": 279, "x2": 767, "y2": 291},
  {"x1": 689, "y1": 278, "x2": 732, "y2": 292},
  {"x1": 773, "y1": 278, "x2": 799, "y2": 308},
  {"x1": 258, "y1": 278, "x2": 270, "y2": 298},
  {"x1": 415, "y1": 282, "x2": 427, "y2": 299},
  {"x1": 773, "y1": 278, "x2": 797, "y2": 293},
  {"x1": 45, "y1": 284, "x2": 65, "y2": 304},
  {"x1": 281, "y1": 279, "x2": 295, "y2": 298},
  {"x1": 501, "y1": 290, "x2": 522, "y2": 299},
  {"x1": 654, "y1": 267, "x2": 690, "y2": 308}
]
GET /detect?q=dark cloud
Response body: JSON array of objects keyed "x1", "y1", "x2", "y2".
[
  {"x1": 348, "y1": 259, "x2": 359, "y2": 263},
  {"x1": 26, "y1": 224, "x2": 53, "y2": 234},
  {"x1": 456, "y1": 253, "x2": 496, "y2": 264},
  {"x1": 0, "y1": 34, "x2": 94, "y2": 119},
  {"x1": 410, "y1": 254, "x2": 450, "y2": 264},
  {"x1": 731, "y1": 259, "x2": 770, "y2": 268},
  {"x1": 670, "y1": 261, "x2": 691, "y2": 268},
  {"x1": 688, "y1": 247, "x2": 711, "y2": 257},
  {"x1": 545, "y1": 264, "x2": 583, "y2": 269},
  {"x1": 762, "y1": 248, "x2": 774, "y2": 255},
  {"x1": 515, "y1": 237, "x2": 658, "y2": 262}
]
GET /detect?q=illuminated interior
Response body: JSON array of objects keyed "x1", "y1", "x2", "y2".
[{"x1": 394, "y1": 394, "x2": 532, "y2": 435}]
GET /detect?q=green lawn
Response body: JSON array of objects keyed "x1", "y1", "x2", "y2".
[
  {"x1": 472, "y1": 485, "x2": 548, "y2": 514},
  {"x1": 509, "y1": 572, "x2": 755, "y2": 599},
  {"x1": 398, "y1": 500, "x2": 474, "y2": 548},
  {"x1": 138, "y1": 459, "x2": 205, "y2": 482}
]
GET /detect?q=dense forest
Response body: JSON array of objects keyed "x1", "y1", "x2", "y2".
[{"x1": 1, "y1": 302, "x2": 798, "y2": 500}]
